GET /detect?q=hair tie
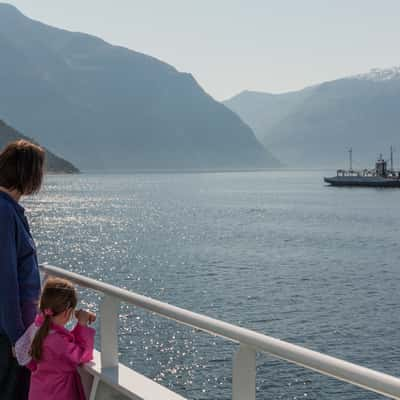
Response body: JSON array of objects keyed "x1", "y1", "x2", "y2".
[{"x1": 43, "y1": 308, "x2": 54, "y2": 317}]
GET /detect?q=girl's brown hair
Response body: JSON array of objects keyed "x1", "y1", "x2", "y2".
[
  {"x1": 0, "y1": 139, "x2": 45, "y2": 195},
  {"x1": 30, "y1": 278, "x2": 78, "y2": 362}
]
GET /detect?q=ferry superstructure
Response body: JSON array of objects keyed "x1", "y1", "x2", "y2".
[
  {"x1": 39, "y1": 264, "x2": 400, "y2": 400},
  {"x1": 324, "y1": 147, "x2": 400, "y2": 187}
]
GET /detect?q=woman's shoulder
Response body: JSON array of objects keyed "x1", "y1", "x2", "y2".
[
  {"x1": 0, "y1": 199, "x2": 16, "y2": 218},
  {"x1": 0, "y1": 201, "x2": 17, "y2": 235}
]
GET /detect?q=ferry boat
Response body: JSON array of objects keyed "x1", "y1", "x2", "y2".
[
  {"x1": 39, "y1": 263, "x2": 400, "y2": 400},
  {"x1": 324, "y1": 147, "x2": 400, "y2": 187}
]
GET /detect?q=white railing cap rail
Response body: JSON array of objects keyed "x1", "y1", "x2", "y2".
[{"x1": 40, "y1": 263, "x2": 400, "y2": 399}]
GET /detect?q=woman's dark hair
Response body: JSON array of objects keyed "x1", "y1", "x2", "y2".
[
  {"x1": 30, "y1": 278, "x2": 78, "y2": 362},
  {"x1": 0, "y1": 140, "x2": 45, "y2": 195}
]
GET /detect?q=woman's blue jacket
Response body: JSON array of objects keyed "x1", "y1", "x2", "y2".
[{"x1": 0, "y1": 191, "x2": 40, "y2": 344}]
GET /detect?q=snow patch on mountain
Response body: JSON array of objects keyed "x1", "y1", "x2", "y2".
[{"x1": 350, "y1": 66, "x2": 400, "y2": 82}]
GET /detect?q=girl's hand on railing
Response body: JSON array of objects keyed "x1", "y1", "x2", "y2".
[{"x1": 75, "y1": 309, "x2": 97, "y2": 326}]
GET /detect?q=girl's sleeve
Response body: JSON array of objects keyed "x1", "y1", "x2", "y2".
[
  {"x1": 62, "y1": 324, "x2": 95, "y2": 365},
  {"x1": 0, "y1": 208, "x2": 25, "y2": 344},
  {"x1": 14, "y1": 322, "x2": 39, "y2": 366}
]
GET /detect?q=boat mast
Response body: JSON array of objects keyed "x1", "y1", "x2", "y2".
[
  {"x1": 349, "y1": 148, "x2": 353, "y2": 171},
  {"x1": 390, "y1": 145, "x2": 394, "y2": 172}
]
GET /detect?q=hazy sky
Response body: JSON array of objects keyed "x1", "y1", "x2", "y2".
[{"x1": 5, "y1": 0, "x2": 400, "y2": 100}]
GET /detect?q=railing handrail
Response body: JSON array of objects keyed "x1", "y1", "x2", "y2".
[{"x1": 40, "y1": 263, "x2": 400, "y2": 399}]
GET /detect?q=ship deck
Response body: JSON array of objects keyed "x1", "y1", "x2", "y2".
[{"x1": 324, "y1": 175, "x2": 400, "y2": 187}]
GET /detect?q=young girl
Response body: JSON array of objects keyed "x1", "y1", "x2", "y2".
[{"x1": 15, "y1": 277, "x2": 96, "y2": 400}]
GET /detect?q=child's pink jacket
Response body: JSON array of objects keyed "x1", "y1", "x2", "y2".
[{"x1": 27, "y1": 320, "x2": 95, "y2": 400}]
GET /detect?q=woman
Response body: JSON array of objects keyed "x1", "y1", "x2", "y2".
[{"x1": 0, "y1": 140, "x2": 45, "y2": 399}]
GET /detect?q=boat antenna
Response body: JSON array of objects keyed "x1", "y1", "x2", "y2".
[{"x1": 349, "y1": 147, "x2": 353, "y2": 171}]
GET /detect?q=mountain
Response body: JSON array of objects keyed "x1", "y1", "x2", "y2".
[
  {"x1": 224, "y1": 88, "x2": 315, "y2": 142},
  {"x1": 224, "y1": 68, "x2": 400, "y2": 168},
  {"x1": 0, "y1": 3, "x2": 279, "y2": 170},
  {"x1": 0, "y1": 119, "x2": 79, "y2": 173}
]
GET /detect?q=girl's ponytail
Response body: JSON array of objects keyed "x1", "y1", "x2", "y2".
[
  {"x1": 29, "y1": 278, "x2": 77, "y2": 362},
  {"x1": 30, "y1": 314, "x2": 52, "y2": 362}
]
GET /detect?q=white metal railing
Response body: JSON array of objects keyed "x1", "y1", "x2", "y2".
[{"x1": 40, "y1": 264, "x2": 400, "y2": 399}]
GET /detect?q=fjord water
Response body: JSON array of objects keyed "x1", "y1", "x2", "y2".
[{"x1": 27, "y1": 170, "x2": 400, "y2": 399}]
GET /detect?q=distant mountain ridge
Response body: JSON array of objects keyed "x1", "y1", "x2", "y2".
[
  {"x1": 0, "y1": 119, "x2": 79, "y2": 173},
  {"x1": 224, "y1": 67, "x2": 400, "y2": 167},
  {"x1": 224, "y1": 88, "x2": 316, "y2": 141},
  {"x1": 0, "y1": 3, "x2": 279, "y2": 170}
]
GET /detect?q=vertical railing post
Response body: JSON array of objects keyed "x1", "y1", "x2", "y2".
[
  {"x1": 232, "y1": 344, "x2": 256, "y2": 400},
  {"x1": 100, "y1": 295, "x2": 120, "y2": 379}
]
